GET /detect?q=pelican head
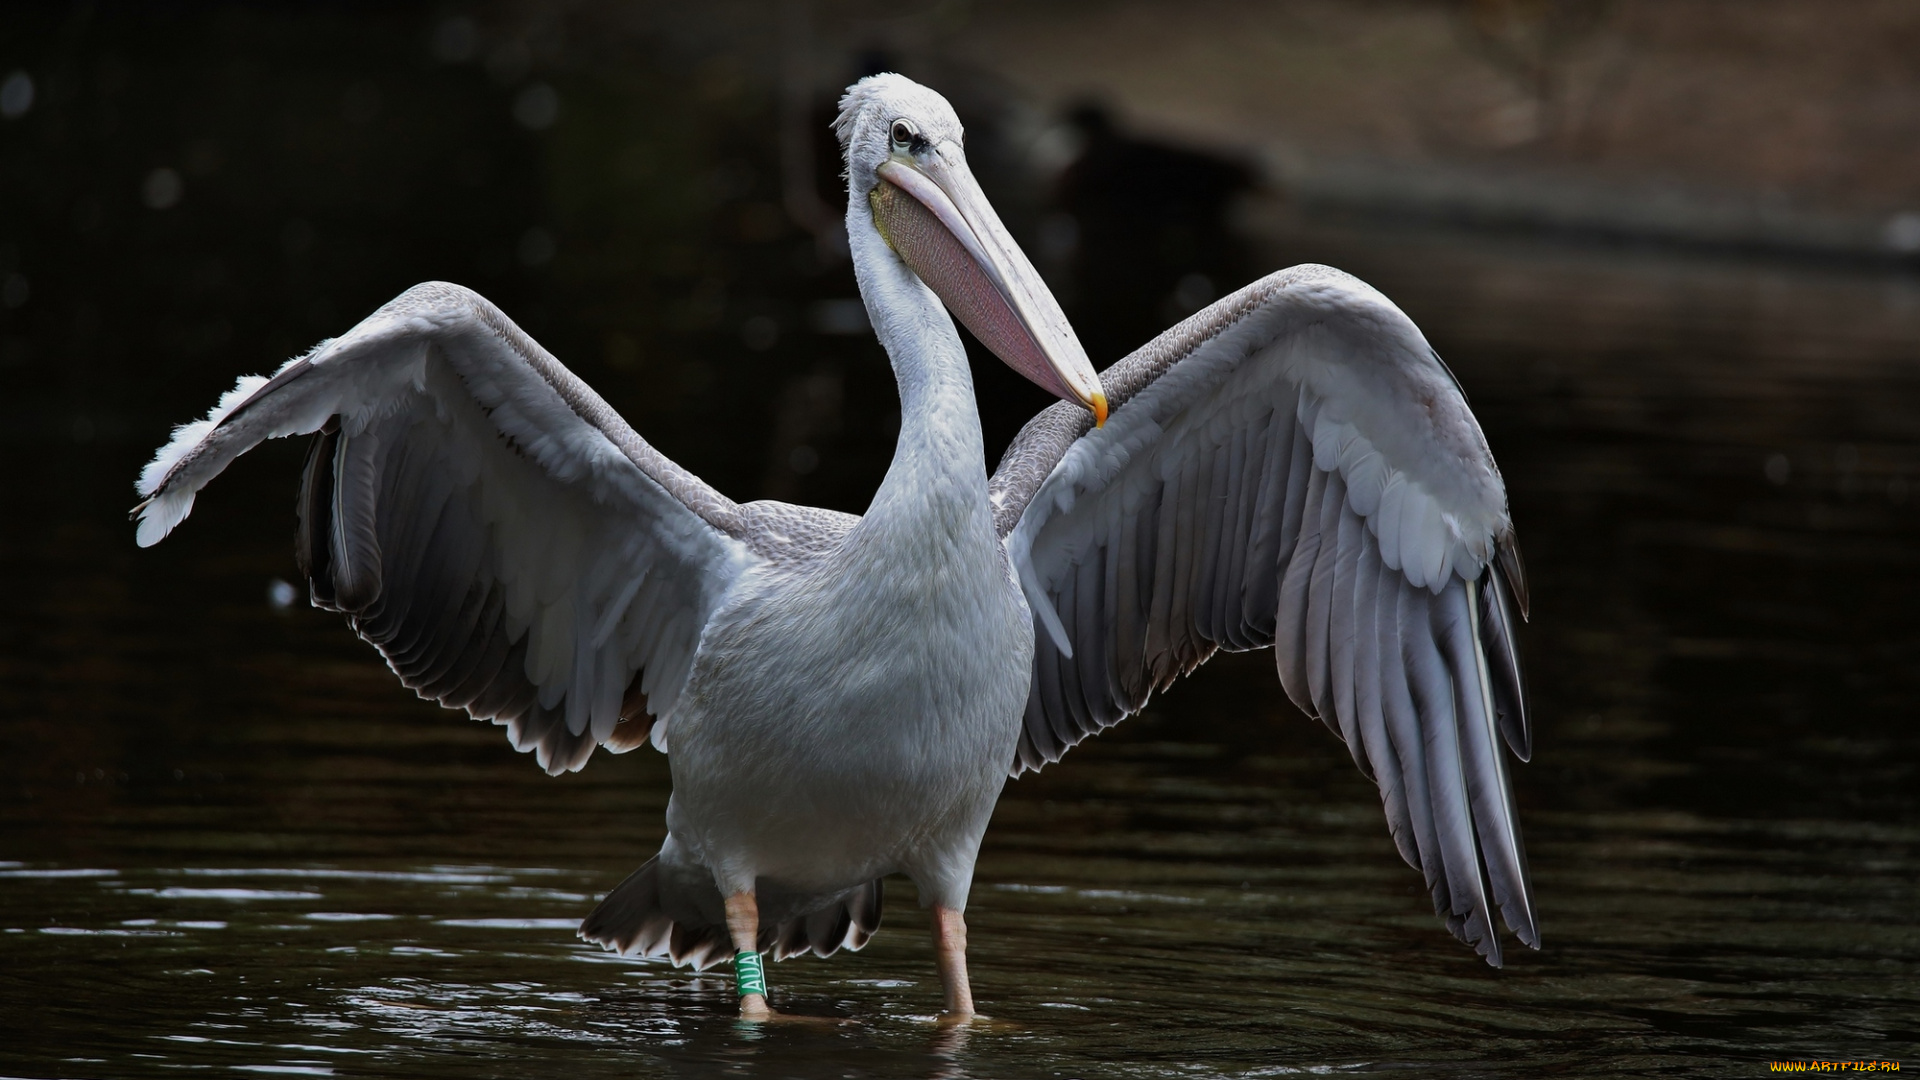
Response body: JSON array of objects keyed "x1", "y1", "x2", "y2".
[{"x1": 836, "y1": 74, "x2": 1107, "y2": 426}]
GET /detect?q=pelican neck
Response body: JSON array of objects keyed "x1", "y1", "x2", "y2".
[{"x1": 845, "y1": 196, "x2": 994, "y2": 547}]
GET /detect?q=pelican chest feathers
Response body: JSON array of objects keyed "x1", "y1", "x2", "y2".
[{"x1": 133, "y1": 73, "x2": 1536, "y2": 1022}]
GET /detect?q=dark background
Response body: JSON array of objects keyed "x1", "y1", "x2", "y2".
[{"x1": 1, "y1": 2, "x2": 1916, "y2": 1076}]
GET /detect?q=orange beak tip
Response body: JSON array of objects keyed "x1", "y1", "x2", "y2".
[{"x1": 1091, "y1": 392, "x2": 1109, "y2": 428}]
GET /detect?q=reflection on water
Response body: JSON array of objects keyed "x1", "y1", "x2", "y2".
[{"x1": 3, "y1": 6, "x2": 1919, "y2": 1077}]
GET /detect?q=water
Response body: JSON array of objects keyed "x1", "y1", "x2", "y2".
[
  {"x1": 5, "y1": 233, "x2": 1917, "y2": 1077},
  {"x1": 4, "y1": 7, "x2": 1919, "y2": 1077}
]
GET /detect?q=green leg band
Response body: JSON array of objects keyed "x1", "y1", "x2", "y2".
[{"x1": 734, "y1": 950, "x2": 766, "y2": 997}]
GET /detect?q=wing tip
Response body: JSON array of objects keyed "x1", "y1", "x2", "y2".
[
  {"x1": 131, "y1": 491, "x2": 194, "y2": 548},
  {"x1": 1461, "y1": 904, "x2": 1544, "y2": 968},
  {"x1": 133, "y1": 360, "x2": 329, "y2": 545},
  {"x1": 135, "y1": 372, "x2": 279, "y2": 496}
]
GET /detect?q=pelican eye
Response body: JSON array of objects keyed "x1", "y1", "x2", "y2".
[{"x1": 890, "y1": 119, "x2": 921, "y2": 153}]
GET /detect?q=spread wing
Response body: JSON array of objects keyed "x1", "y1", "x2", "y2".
[
  {"x1": 135, "y1": 282, "x2": 756, "y2": 774},
  {"x1": 991, "y1": 264, "x2": 1537, "y2": 964}
]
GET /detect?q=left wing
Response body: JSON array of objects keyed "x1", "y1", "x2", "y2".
[
  {"x1": 134, "y1": 282, "x2": 755, "y2": 774},
  {"x1": 991, "y1": 264, "x2": 1536, "y2": 965}
]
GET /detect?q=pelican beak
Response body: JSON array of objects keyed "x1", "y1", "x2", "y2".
[{"x1": 873, "y1": 146, "x2": 1107, "y2": 425}]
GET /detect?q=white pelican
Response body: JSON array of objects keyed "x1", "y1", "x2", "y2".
[{"x1": 133, "y1": 74, "x2": 1536, "y2": 1021}]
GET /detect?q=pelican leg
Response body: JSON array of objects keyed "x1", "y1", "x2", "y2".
[
  {"x1": 931, "y1": 904, "x2": 976, "y2": 1021},
  {"x1": 725, "y1": 891, "x2": 772, "y2": 1021}
]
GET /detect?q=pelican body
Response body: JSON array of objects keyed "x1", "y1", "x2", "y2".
[{"x1": 134, "y1": 75, "x2": 1537, "y2": 1021}]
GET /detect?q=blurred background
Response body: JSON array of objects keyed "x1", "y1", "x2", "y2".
[{"x1": 1, "y1": 2, "x2": 1916, "y2": 1077}]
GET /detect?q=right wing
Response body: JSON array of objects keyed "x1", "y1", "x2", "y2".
[
  {"x1": 135, "y1": 282, "x2": 756, "y2": 774},
  {"x1": 991, "y1": 265, "x2": 1535, "y2": 964}
]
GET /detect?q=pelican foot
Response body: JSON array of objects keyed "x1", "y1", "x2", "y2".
[
  {"x1": 934, "y1": 1010, "x2": 1014, "y2": 1029},
  {"x1": 733, "y1": 998, "x2": 848, "y2": 1027}
]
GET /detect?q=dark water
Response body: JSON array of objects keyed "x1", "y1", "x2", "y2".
[{"x1": 4, "y1": 6, "x2": 1919, "y2": 1078}]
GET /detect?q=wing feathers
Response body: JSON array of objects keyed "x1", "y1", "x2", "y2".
[
  {"x1": 1237, "y1": 408, "x2": 1287, "y2": 639},
  {"x1": 1302, "y1": 469, "x2": 1345, "y2": 729},
  {"x1": 1375, "y1": 565, "x2": 1448, "y2": 918},
  {"x1": 1111, "y1": 483, "x2": 1151, "y2": 705},
  {"x1": 135, "y1": 282, "x2": 754, "y2": 775},
  {"x1": 1057, "y1": 557, "x2": 1098, "y2": 736},
  {"x1": 1399, "y1": 584, "x2": 1499, "y2": 964},
  {"x1": 1272, "y1": 410, "x2": 1315, "y2": 583},
  {"x1": 1449, "y1": 579, "x2": 1538, "y2": 945},
  {"x1": 329, "y1": 430, "x2": 385, "y2": 611},
  {"x1": 1273, "y1": 465, "x2": 1327, "y2": 717},
  {"x1": 1195, "y1": 435, "x2": 1231, "y2": 645},
  {"x1": 1165, "y1": 450, "x2": 1204, "y2": 679},
  {"x1": 1496, "y1": 531, "x2": 1531, "y2": 620},
  {"x1": 1326, "y1": 502, "x2": 1371, "y2": 777},
  {"x1": 1144, "y1": 454, "x2": 1184, "y2": 689},
  {"x1": 1481, "y1": 560, "x2": 1532, "y2": 761},
  {"x1": 1000, "y1": 264, "x2": 1535, "y2": 963},
  {"x1": 1351, "y1": 541, "x2": 1415, "y2": 866}
]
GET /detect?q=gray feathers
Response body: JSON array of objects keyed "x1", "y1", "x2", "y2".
[
  {"x1": 578, "y1": 856, "x2": 884, "y2": 970},
  {"x1": 142, "y1": 282, "x2": 759, "y2": 775},
  {"x1": 997, "y1": 265, "x2": 1538, "y2": 964}
]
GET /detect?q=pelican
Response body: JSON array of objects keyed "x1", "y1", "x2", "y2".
[{"x1": 133, "y1": 74, "x2": 1536, "y2": 1021}]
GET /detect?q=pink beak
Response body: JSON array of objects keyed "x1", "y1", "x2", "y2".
[{"x1": 872, "y1": 148, "x2": 1107, "y2": 425}]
